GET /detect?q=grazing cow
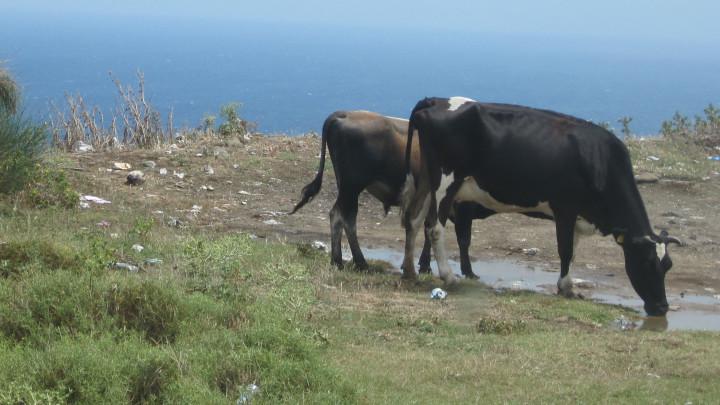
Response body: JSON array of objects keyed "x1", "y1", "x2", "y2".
[
  {"x1": 401, "y1": 97, "x2": 680, "y2": 316},
  {"x1": 290, "y1": 110, "x2": 480, "y2": 277}
]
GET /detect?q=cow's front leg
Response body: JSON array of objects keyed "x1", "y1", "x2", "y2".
[
  {"x1": 555, "y1": 210, "x2": 578, "y2": 298},
  {"x1": 454, "y1": 202, "x2": 478, "y2": 279},
  {"x1": 418, "y1": 222, "x2": 432, "y2": 274}
]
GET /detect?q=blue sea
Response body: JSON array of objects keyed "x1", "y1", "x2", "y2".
[{"x1": 2, "y1": 14, "x2": 719, "y2": 135}]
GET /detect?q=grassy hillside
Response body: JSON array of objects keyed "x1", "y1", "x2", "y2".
[{"x1": 0, "y1": 146, "x2": 719, "y2": 404}]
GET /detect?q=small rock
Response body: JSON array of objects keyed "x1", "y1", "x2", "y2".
[
  {"x1": 522, "y1": 247, "x2": 540, "y2": 256},
  {"x1": 159, "y1": 168, "x2": 168, "y2": 175},
  {"x1": 190, "y1": 205, "x2": 202, "y2": 215},
  {"x1": 647, "y1": 156, "x2": 661, "y2": 161},
  {"x1": 113, "y1": 262, "x2": 139, "y2": 273},
  {"x1": 213, "y1": 147, "x2": 229, "y2": 159},
  {"x1": 173, "y1": 171, "x2": 185, "y2": 179},
  {"x1": 195, "y1": 153, "x2": 204, "y2": 157},
  {"x1": 131, "y1": 244, "x2": 144, "y2": 252},
  {"x1": 233, "y1": 164, "x2": 240, "y2": 169},
  {"x1": 112, "y1": 162, "x2": 132, "y2": 170},
  {"x1": 635, "y1": 173, "x2": 659, "y2": 184},
  {"x1": 126, "y1": 170, "x2": 145, "y2": 185},
  {"x1": 263, "y1": 219, "x2": 282, "y2": 225},
  {"x1": 167, "y1": 217, "x2": 183, "y2": 227},
  {"x1": 79, "y1": 202, "x2": 90, "y2": 209},
  {"x1": 142, "y1": 160, "x2": 157, "y2": 168},
  {"x1": 202, "y1": 165, "x2": 215, "y2": 175}
]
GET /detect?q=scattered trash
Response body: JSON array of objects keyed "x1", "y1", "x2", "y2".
[
  {"x1": 430, "y1": 288, "x2": 447, "y2": 300},
  {"x1": 112, "y1": 162, "x2": 132, "y2": 170},
  {"x1": 167, "y1": 217, "x2": 183, "y2": 227},
  {"x1": 126, "y1": 170, "x2": 145, "y2": 185},
  {"x1": 159, "y1": 168, "x2": 168, "y2": 175},
  {"x1": 704, "y1": 287, "x2": 716, "y2": 293},
  {"x1": 144, "y1": 258, "x2": 163, "y2": 265},
  {"x1": 173, "y1": 171, "x2": 186, "y2": 179},
  {"x1": 131, "y1": 244, "x2": 144, "y2": 253},
  {"x1": 647, "y1": 373, "x2": 661, "y2": 379},
  {"x1": 143, "y1": 160, "x2": 156, "y2": 168},
  {"x1": 96, "y1": 220, "x2": 111, "y2": 228},
  {"x1": 152, "y1": 210, "x2": 164, "y2": 215},
  {"x1": 190, "y1": 205, "x2": 202, "y2": 215},
  {"x1": 240, "y1": 200, "x2": 248, "y2": 205},
  {"x1": 311, "y1": 240, "x2": 328, "y2": 252},
  {"x1": 263, "y1": 219, "x2": 282, "y2": 225},
  {"x1": 110, "y1": 233, "x2": 119, "y2": 239},
  {"x1": 233, "y1": 164, "x2": 240, "y2": 169},
  {"x1": 647, "y1": 156, "x2": 661, "y2": 161},
  {"x1": 613, "y1": 315, "x2": 637, "y2": 331},
  {"x1": 708, "y1": 155, "x2": 720, "y2": 161},
  {"x1": 195, "y1": 153, "x2": 204, "y2": 157},
  {"x1": 200, "y1": 185, "x2": 215, "y2": 191},
  {"x1": 74, "y1": 140, "x2": 94, "y2": 153},
  {"x1": 202, "y1": 165, "x2": 215, "y2": 175},
  {"x1": 522, "y1": 247, "x2": 539, "y2": 256},
  {"x1": 80, "y1": 195, "x2": 111, "y2": 205},
  {"x1": 112, "y1": 262, "x2": 139, "y2": 273},
  {"x1": 79, "y1": 202, "x2": 90, "y2": 209},
  {"x1": 237, "y1": 383, "x2": 260, "y2": 404}
]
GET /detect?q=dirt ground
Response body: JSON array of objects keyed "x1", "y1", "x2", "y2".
[{"x1": 70, "y1": 134, "x2": 720, "y2": 309}]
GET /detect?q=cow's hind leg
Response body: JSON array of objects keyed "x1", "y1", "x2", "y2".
[
  {"x1": 554, "y1": 210, "x2": 578, "y2": 298},
  {"x1": 427, "y1": 198, "x2": 457, "y2": 284},
  {"x1": 454, "y1": 202, "x2": 478, "y2": 279},
  {"x1": 340, "y1": 193, "x2": 368, "y2": 270},
  {"x1": 329, "y1": 201, "x2": 344, "y2": 268}
]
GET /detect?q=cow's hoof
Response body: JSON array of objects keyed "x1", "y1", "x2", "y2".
[
  {"x1": 442, "y1": 274, "x2": 459, "y2": 285},
  {"x1": 418, "y1": 265, "x2": 432, "y2": 274},
  {"x1": 557, "y1": 288, "x2": 577, "y2": 299},
  {"x1": 401, "y1": 269, "x2": 418, "y2": 280},
  {"x1": 463, "y1": 271, "x2": 479, "y2": 280},
  {"x1": 353, "y1": 261, "x2": 369, "y2": 271}
]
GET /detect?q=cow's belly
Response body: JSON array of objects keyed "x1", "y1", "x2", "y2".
[
  {"x1": 367, "y1": 181, "x2": 399, "y2": 206},
  {"x1": 454, "y1": 177, "x2": 553, "y2": 216}
]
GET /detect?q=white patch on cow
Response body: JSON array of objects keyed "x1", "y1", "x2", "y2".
[
  {"x1": 656, "y1": 242, "x2": 666, "y2": 259},
  {"x1": 453, "y1": 177, "x2": 553, "y2": 216},
  {"x1": 429, "y1": 222, "x2": 457, "y2": 284},
  {"x1": 435, "y1": 173, "x2": 456, "y2": 208},
  {"x1": 447, "y1": 96, "x2": 475, "y2": 112}
]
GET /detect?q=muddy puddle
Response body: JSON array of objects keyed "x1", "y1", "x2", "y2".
[{"x1": 363, "y1": 247, "x2": 720, "y2": 332}]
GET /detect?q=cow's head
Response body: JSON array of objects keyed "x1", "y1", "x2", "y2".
[{"x1": 617, "y1": 230, "x2": 681, "y2": 316}]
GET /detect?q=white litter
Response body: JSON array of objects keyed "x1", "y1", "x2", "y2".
[
  {"x1": 430, "y1": 288, "x2": 447, "y2": 300},
  {"x1": 173, "y1": 171, "x2": 186, "y2": 179},
  {"x1": 80, "y1": 195, "x2": 111, "y2": 205},
  {"x1": 131, "y1": 244, "x2": 144, "y2": 253}
]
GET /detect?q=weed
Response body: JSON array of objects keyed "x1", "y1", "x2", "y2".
[
  {"x1": 24, "y1": 164, "x2": 78, "y2": 209},
  {"x1": 476, "y1": 316, "x2": 527, "y2": 335},
  {"x1": 0, "y1": 111, "x2": 46, "y2": 195},
  {"x1": 128, "y1": 353, "x2": 178, "y2": 404}
]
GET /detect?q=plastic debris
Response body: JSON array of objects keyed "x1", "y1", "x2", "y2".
[
  {"x1": 113, "y1": 262, "x2": 139, "y2": 273},
  {"x1": 80, "y1": 195, "x2": 111, "y2": 205},
  {"x1": 647, "y1": 156, "x2": 660, "y2": 161},
  {"x1": 112, "y1": 162, "x2": 132, "y2": 170},
  {"x1": 173, "y1": 170, "x2": 186, "y2": 179},
  {"x1": 144, "y1": 258, "x2": 163, "y2": 265},
  {"x1": 430, "y1": 288, "x2": 447, "y2": 300},
  {"x1": 613, "y1": 315, "x2": 638, "y2": 331},
  {"x1": 131, "y1": 244, "x2": 144, "y2": 253},
  {"x1": 96, "y1": 220, "x2": 111, "y2": 228},
  {"x1": 311, "y1": 240, "x2": 328, "y2": 252},
  {"x1": 190, "y1": 205, "x2": 202, "y2": 215},
  {"x1": 708, "y1": 155, "x2": 720, "y2": 161},
  {"x1": 79, "y1": 202, "x2": 90, "y2": 209},
  {"x1": 202, "y1": 165, "x2": 215, "y2": 175},
  {"x1": 237, "y1": 383, "x2": 260, "y2": 404},
  {"x1": 74, "y1": 140, "x2": 94, "y2": 153},
  {"x1": 159, "y1": 168, "x2": 168, "y2": 175}
]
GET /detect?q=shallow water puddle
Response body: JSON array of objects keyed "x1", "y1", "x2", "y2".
[{"x1": 363, "y1": 247, "x2": 720, "y2": 332}]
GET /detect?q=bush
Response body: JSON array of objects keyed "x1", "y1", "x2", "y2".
[
  {"x1": 0, "y1": 67, "x2": 18, "y2": 114},
  {"x1": 661, "y1": 104, "x2": 720, "y2": 147},
  {"x1": 218, "y1": 102, "x2": 254, "y2": 139},
  {"x1": 23, "y1": 164, "x2": 78, "y2": 209},
  {"x1": 0, "y1": 111, "x2": 47, "y2": 194}
]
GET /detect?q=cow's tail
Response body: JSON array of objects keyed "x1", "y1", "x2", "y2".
[
  {"x1": 289, "y1": 115, "x2": 332, "y2": 214},
  {"x1": 400, "y1": 98, "x2": 433, "y2": 227}
]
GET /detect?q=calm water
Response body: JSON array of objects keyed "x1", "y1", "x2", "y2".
[{"x1": 2, "y1": 14, "x2": 719, "y2": 135}]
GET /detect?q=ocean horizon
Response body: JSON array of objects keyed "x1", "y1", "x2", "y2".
[{"x1": 2, "y1": 13, "x2": 719, "y2": 136}]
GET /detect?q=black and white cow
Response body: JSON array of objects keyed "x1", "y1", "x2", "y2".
[
  {"x1": 291, "y1": 110, "x2": 480, "y2": 277},
  {"x1": 401, "y1": 97, "x2": 680, "y2": 316}
]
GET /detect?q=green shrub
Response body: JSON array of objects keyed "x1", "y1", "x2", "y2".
[
  {"x1": 0, "y1": 111, "x2": 47, "y2": 194},
  {"x1": 128, "y1": 352, "x2": 178, "y2": 404},
  {"x1": 0, "y1": 381, "x2": 69, "y2": 405},
  {"x1": 0, "y1": 67, "x2": 18, "y2": 114},
  {"x1": 24, "y1": 164, "x2": 78, "y2": 209},
  {"x1": 218, "y1": 102, "x2": 253, "y2": 138},
  {"x1": 106, "y1": 279, "x2": 183, "y2": 344}
]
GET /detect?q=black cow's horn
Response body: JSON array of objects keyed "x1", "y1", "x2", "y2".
[{"x1": 664, "y1": 236, "x2": 682, "y2": 246}]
